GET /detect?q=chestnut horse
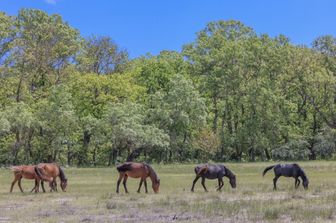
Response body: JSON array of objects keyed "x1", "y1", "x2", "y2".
[
  {"x1": 9, "y1": 165, "x2": 46, "y2": 193},
  {"x1": 116, "y1": 162, "x2": 160, "y2": 193},
  {"x1": 34, "y1": 163, "x2": 68, "y2": 192}
]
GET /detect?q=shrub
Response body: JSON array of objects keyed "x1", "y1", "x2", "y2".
[{"x1": 271, "y1": 140, "x2": 310, "y2": 160}]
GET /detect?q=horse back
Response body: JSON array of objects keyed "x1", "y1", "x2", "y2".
[
  {"x1": 195, "y1": 164, "x2": 225, "y2": 179},
  {"x1": 275, "y1": 163, "x2": 300, "y2": 177},
  {"x1": 11, "y1": 165, "x2": 36, "y2": 179},
  {"x1": 117, "y1": 162, "x2": 149, "y2": 178},
  {"x1": 117, "y1": 163, "x2": 133, "y2": 172},
  {"x1": 37, "y1": 163, "x2": 59, "y2": 177}
]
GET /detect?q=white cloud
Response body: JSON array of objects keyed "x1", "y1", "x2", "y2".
[{"x1": 45, "y1": 0, "x2": 57, "y2": 4}]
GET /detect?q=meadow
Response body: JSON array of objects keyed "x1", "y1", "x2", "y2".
[{"x1": 0, "y1": 161, "x2": 335, "y2": 223}]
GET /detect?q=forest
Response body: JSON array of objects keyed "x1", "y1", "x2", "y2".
[{"x1": 0, "y1": 9, "x2": 335, "y2": 166}]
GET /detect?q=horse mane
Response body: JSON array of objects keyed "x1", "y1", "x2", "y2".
[
  {"x1": 224, "y1": 166, "x2": 235, "y2": 179},
  {"x1": 58, "y1": 165, "x2": 67, "y2": 182},
  {"x1": 144, "y1": 163, "x2": 159, "y2": 182},
  {"x1": 299, "y1": 167, "x2": 308, "y2": 181}
]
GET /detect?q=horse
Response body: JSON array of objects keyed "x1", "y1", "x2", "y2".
[
  {"x1": 262, "y1": 163, "x2": 309, "y2": 190},
  {"x1": 191, "y1": 164, "x2": 237, "y2": 192},
  {"x1": 9, "y1": 165, "x2": 46, "y2": 193},
  {"x1": 34, "y1": 163, "x2": 68, "y2": 192},
  {"x1": 116, "y1": 162, "x2": 160, "y2": 194}
]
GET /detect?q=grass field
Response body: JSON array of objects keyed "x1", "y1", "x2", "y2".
[{"x1": 0, "y1": 161, "x2": 335, "y2": 223}]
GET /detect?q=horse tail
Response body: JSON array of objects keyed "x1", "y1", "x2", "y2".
[
  {"x1": 34, "y1": 166, "x2": 51, "y2": 182},
  {"x1": 195, "y1": 165, "x2": 208, "y2": 176},
  {"x1": 263, "y1": 165, "x2": 275, "y2": 176},
  {"x1": 116, "y1": 163, "x2": 132, "y2": 172}
]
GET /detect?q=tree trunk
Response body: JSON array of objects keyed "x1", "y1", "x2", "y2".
[{"x1": 212, "y1": 95, "x2": 218, "y2": 133}]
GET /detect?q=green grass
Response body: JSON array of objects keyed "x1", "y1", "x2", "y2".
[{"x1": 0, "y1": 161, "x2": 335, "y2": 222}]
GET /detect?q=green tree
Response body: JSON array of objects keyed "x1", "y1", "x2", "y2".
[{"x1": 76, "y1": 35, "x2": 128, "y2": 75}]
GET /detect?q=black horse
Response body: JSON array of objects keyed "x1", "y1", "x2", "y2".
[
  {"x1": 263, "y1": 163, "x2": 309, "y2": 190},
  {"x1": 191, "y1": 164, "x2": 236, "y2": 192}
]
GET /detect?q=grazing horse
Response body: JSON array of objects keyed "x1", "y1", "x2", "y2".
[
  {"x1": 116, "y1": 162, "x2": 160, "y2": 193},
  {"x1": 34, "y1": 163, "x2": 68, "y2": 192},
  {"x1": 191, "y1": 164, "x2": 237, "y2": 192},
  {"x1": 9, "y1": 165, "x2": 46, "y2": 193},
  {"x1": 263, "y1": 163, "x2": 309, "y2": 190}
]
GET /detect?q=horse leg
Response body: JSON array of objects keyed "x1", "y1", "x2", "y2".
[
  {"x1": 53, "y1": 178, "x2": 58, "y2": 192},
  {"x1": 116, "y1": 174, "x2": 123, "y2": 193},
  {"x1": 49, "y1": 181, "x2": 53, "y2": 192},
  {"x1": 10, "y1": 177, "x2": 19, "y2": 193},
  {"x1": 191, "y1": 175, "x2": 200, "y2": 192},
  {"x1": 297, "y1": 178, "x2": 301, "y2": 188},
  {"x1": 217, "y1": 178, "x2": 224, "y2": 191},
  {"x1": 217, "y1": 178, "x2": 221, "y2": 191},
  {"x1": 144, "y1": 179, "x2": 148, "y2": 193},
  {"x1": 273, "y1": 175, "x2": 279, "y2": 190},
  {"x1": 34, "y1": 179, "x2": 40, "y2": 193},
  {"x1": 49, "y1": 179, "x2": 56, "y2": 192},
  {"x1": 31, "y1": 179, "x2": 38, "y2": 193},
  {"x1": 201, "y1": 177, "x2": 208, "y2": 192},
  {"x1": 18, "y1": 178, "x2": 24, "y2": 193},
  {"x1": 137, "y1": 179, "x2": 143, "y2": 193},
  {"x1": 41, "y1": 181, "x2": 46, "y2": 193},
  {"x1": 122, "y1": 175, "x2": 129, "y2": 193}
]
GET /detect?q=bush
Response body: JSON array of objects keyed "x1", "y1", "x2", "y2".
[
  {"x1": 313, "y1": 128, "x2": 336, "y2": 159},
  {"x1": 271, "y1": 140, "x2": 310, "y2": 160}
]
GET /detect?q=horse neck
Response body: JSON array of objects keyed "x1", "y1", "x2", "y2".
[
  {"x1": 58, "y1": 166, "x2": 67, "y2": 182},
  {"x1": 299, "y1": 168, "x2": 307, "y2": 181},
  {"x1": 145, "y1": 164, "x2": 158, "y2": 183},
  {"x1": 224, "y1": 167, "x2": 234, "y2": 180}
]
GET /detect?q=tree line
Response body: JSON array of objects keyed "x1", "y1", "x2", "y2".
[{"x1": 0, "y1": 9, "x2": 335, "y2": 166}]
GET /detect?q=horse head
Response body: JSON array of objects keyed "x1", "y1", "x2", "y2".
[
  {"x1": 229, "y1": 174, "x2": 237, "y2": 188},
  {"x1": 152, "y1": 177, "x2": 160, "y2": 193},
  {"x1": 302, "y1": 178, "x2": 309, "y2": 190},
  {"x1": 58, "y1": 166, "x2": 68, "y2": 192},
  {"x1": 60, "y1": 178, "x2": 68, "y2": 192}
]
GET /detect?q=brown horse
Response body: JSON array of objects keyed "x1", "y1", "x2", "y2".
[
  {"x1": 34, "y1": 163, "x2": 68, "y2": 192},
  {"x1": 9, "y1": 165, "x2": 46, "y2": 193},
  {"x1": 116, "y1": 162, "x2": 160, "y2": 193}
]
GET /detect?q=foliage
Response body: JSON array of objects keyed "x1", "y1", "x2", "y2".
[
  {"x1": 271, "y1": 140, "x2": 311, "y2": 161},
  {"x1": 0, "y1": 10, "x2": 335, "y2": 165}
]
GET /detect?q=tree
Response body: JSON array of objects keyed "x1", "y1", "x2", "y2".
[
  {"x1": 76, "y1": 36, "x2": 128, "y2": 75},
  {"x1": 7, "y1": 9, "x2": 80, "y2": 101},
  {"x1": 34, "y1": 86, "x2": 79, "y2": 164},
  {"x1": 0, "y1": 12, "x2": 14, "y2": 72},
  {"x1": 149, "y1": 74, "x2": 207, "y2": 161},
  {"x1": 132, "y1": 51, "x2": 189, "y2": 94},
  {"x1": 103, "y1": 102, "x2": 169, "y2": 165}
]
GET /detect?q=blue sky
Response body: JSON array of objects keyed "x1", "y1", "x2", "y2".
[{"x1": 1, "y1": 0, "x2": 336, "y2": 58}]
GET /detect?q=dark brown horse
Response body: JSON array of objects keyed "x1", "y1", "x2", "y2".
[
  {"x1": 116, "y1": 162, "x2": 160, "y2": 193},
  {"x1": 34, "y1": 163, "x2": 68, "y2": 192},
  {"x1": 9, "y1": 165, "x2": 46, "y2": 193},
  {"x1": 263, "y1": 163, "x2": 309, "y2": 190},
  {"x1": 191, "y1": 164, "x2": 237, "y2": 192}
]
